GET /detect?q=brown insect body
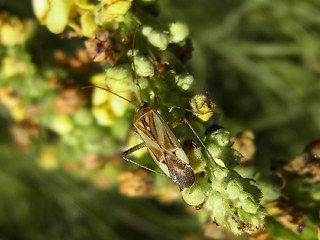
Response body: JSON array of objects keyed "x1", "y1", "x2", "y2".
[
  {"x1": 134, "y1": 105, "x2": 195, "y2": 188},
  {"x1": 84, "y1": 26, "x2": 195, "y2": 188}
]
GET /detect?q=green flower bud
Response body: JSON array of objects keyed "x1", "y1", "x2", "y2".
[
  {"x1": 239, "y1": 191, "x2": 254, "y2": 202},
  {"x1": 169, "y1": 22, "x2": 189, "y2": 43},
  {"x1": 105, "y1": 64, "x2": 133, "y2": 91},
  {"x1": 213, "y1": 166, "x2": 228, "y2": 181},
  {"x1": 141, "y1": 26, "x2": 152, "y2": 35},
  {"x1": 251, "y1": 210, "x2": 265, "y2": 226},
  {"x1": 182, "y1": 172, "x2": 211, "y2": 206},
  {"x1": 134, "y1": 55, "x2": 154, "y2": 77},
  {"x1": 73, "y1": 109, "x2": 93, "y2": 126},
  {"x1": 142, "y1": 26, "x2": 169, "y2": 50},
  {"x1": 211, "y1": 178, "x2": 225, "y2": 192},
  {"x1": 207, "y1": 129, "x2": 233, "y2": 147},
  {"x1": 182, "y1": 185, "x2": 206, "y2": 206},
  {"x1": 206, "y1": 135, "x2": 223, "y2": 155},
  {"x1": 207, "y1": 143, "x2": 223, "y2": 159},
  {"x1": 175, "y1": 73, "x2": 194, "y2": 91},
  {"x1": 227, "y1": 218, "x2": 241, "y2": 235},
  {"x1": 205, "y1": 130, "x2": 241, "y2": 167},
  {"x1": 226, "y1": 180, "x2": 243, "y2": 199},
  {"x1": 206, "y1": 191, "x2": 229, "y2": 223},
  {"x1": 237, "y1": 208, "x2": 254, "y2": 224},
  {"x1": 127, "y1": 50, "x2": 154, "y2": 77},
  {"x1": 240, "y1": 198, "x2": 259, "y2": 214}
]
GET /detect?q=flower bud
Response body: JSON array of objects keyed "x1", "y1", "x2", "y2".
[
  {"x1": 105, "y1": 64, "x2": 133, "y2": 90},
  {"x1": 142, "y1": 26, "x2": 169, "y2": 50},
  {"x1": 183, "y1": 140, "x2": 206, "y2": 173},
  {"x1": 103, "y1": 0, "x2": 133, "y2": 22},
  {"x1": 45, "y1": 0, "x2": 74, "y2": 34},
  {"x1": 169, "y1": 22, "x2": 189, "y2": 43},
  {"x1": 213, "y1": 166, "x2": 228, "y2": 181},
  {"x1": 206, "y1": 191, "x2": 229, "y2": 223},
  {"x1": 81, "y1": 11, "x2": 98, "y2": 37},
  {"x1": 38, "y1": 146, "x2": 58, "y2": 170},
  {"x1": 32, "y1": 0, "x2": 49, "y2": 24},
  {"x1": 51, "y1": 114, "x2": 74, "y2": 134},
  {"x1": 182, "y1": 185, "x2": 206, "y2": 206},
  {"x1": 226, "y1": 180, "x2": 243, "y2": 199},
  {"x1": 0, "y1": 13, "x2": 34, "y2": 46},
  {"x1": 175, "y1": 73, "x2": 194, "y2": 91},
  {"x1": 134, "y1": 55, "x2": 154, "y2": 77},
  {"x1": 73, "y1": 109, "x2": 93, "y2": 126},
  {"x1": 190, "y1": 94, "x2": 215, "y2": 122},
  {"x1": 207, "y1": 129, "x2": 233, "y2": 147}
]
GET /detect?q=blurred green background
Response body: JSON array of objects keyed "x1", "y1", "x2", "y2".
[
  {"x1": 1, "y1": 0, "x2": 320, "y2": 239},
  {"x1": 159, "y1": 0, "x2": 320, "y2": 160}
]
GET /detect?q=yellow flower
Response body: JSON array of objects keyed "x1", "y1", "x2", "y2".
[
  {"x1": 51, "y1": 114, "x2": 74, "y2": 134},
  {"x1": 2, "y1": 57, "x2": 27, "y2": 77},
  {"x1": 75, "y1": 0, "x2": 95, "y2": 10},
  {"x1": 90, "y1": 70, "x2": 134, "y2": 126},
  {"x1": 39, "y1": 146, "x2": 58, "y2": 170},
  {"x1": 32, "y1": 0, "x2": 49, "y2": 24},
  {"x1": 0, "y1": 86, "x2": 26, "y2": 122},
  {"x1": 80, "y1": 11, "x2": 98, "y2": 37},
  {"x1": 105, "y1": 1, "x2": 132, "y2": 21},
  {"x1": 32, "y1": 0, "x2": 74, "y2": 34},
  {"x1": 10, "y1": 105, "x2": 26, "y2": 122},
  {"x1": 190, "y1": 94, "x2": 215, "y2": 122},
  {"x1": 0, "y1": 13, "x2": 34, "y2": 46},
  {"x1": 99, "y1": 0, "x2": 133, "y2": 23}
]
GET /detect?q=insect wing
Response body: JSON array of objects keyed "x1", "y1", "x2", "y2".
[
  {"x1": 134, "y1": 108, "x2": 195, "y2": 188},
  {"x1": 164, "y1": 151, "x2": 195, "y2": 188}
]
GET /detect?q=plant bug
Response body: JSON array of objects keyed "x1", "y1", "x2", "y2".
[{"x1": 83, "y1": 26, "x2": 195, "y2": 188}]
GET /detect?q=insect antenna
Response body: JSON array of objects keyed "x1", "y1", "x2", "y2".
[
  {"x1": 131, "y1": 25, "x2": 144, "y2": 103},
  {"x1": 81, "y1": 85, "x2": 139, "y2": 108}
]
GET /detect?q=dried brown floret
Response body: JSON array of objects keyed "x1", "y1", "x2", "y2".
[
  {"x1": 81, "y1": 153, "x2": 103, "y2": 169},
  {"x1": 202, "y1": 221, "x2": 238, "y2": 240},
  {"x1": 233, "y1": 130, "x2": 256, "y2": 165},
  {"x1": 265, "y1": 199, "x2": 307, "y2": 234},
  {"x1": 85, "y1": 30, "x2": 117, "y2": 65},
  {"x1": 119, "y1": 170, "x2": 152, "y2": 197},
  {"x1": 54, "y1": 49, "x2": 93, "y2": 74},
  {"x1": 249, "y1": 231, "x2": 275, "y2": 240},
  {"x1": 52, "y1": 88, "x2": 86, "y2": 114},
  {"x1": 304, "y1": 139, "x2": 320, "y2": 161},
  {"x1": 284, "y1": 154, "x2": 320, "y2": 184}
]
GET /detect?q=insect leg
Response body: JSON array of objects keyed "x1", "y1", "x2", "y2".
[
  {"x1": 122, "y1": 142, "x2": 166, "y2": 176},
  {"x1": 122, "y1": 142, "x2": 146, "y2": 157}
]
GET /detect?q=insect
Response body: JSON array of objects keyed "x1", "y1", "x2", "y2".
[{"x1": 84, "y1": 27, "x2": 195, "y2": 188}]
